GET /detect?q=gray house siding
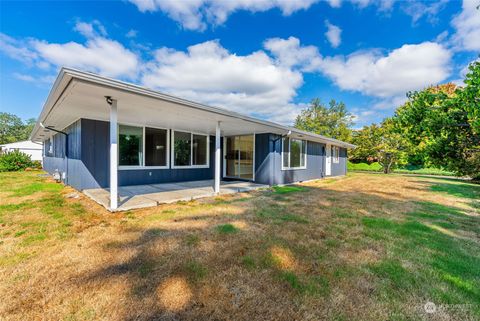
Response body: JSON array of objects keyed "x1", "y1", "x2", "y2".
[
  {"x1": 43, "y1": 119, "x2": 348, "y2": 191},
  {"x1": 271, "y1": 134, "x2": 326, "y2": 185},
  {"x1": 43, "y1": 118, "x2": 221, "y2": 190},
  {"x1": 253, "y1": 134, "x2": 330, "y2": 185},
  {"x1": 331, "y1": 147, "x2": 347, "y2": 177}
]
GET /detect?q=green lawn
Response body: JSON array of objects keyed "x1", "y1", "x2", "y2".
[
  {"x1": 348, "y1": 161, "x2": 456, "y2": 176},
  {"x1": 0, "y1": 171, "x2": 479, "y2": 320}
]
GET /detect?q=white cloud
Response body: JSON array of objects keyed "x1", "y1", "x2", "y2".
[
  {"x1": 451, "y1": 0, "x2": 480, "y2": 51},
  {"x1": 327, "y1": 0, "x2": 342, "y2": 8},
  {"x1": 263, "y1": 36, "x2": 321, "y2": 69},
  {"x1": 324, "y1": 20, "x2": 342, "y2": 48},
  {"x1": 0, "y1": 33, "x2": 39, "y2": 66},
  {"x1": 126, "y1": 29, "x2": 138, "y2": 38},
  {"x1": 141, "y1": 40, "x2": 304, "y2": 122},
  {"x1": 0, "y1": 22, "x2": 140, "y2": 79},
  {"x1": 74, "y1": 20, "x2": 107, "y2": 38},
  {"x1": 13, "y1": 73, "x2": 55, "y2": 85},
  {"x1": 401, "y1": 0, "x2": 448, "y2": 25},
  {"x1": 128, "y1": 0, "x2": 320, "y2": 30},
  {"x1": 317, "y1": 42, "x2": 451, "y2": 97}
]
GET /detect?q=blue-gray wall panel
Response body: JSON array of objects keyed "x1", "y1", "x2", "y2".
[
  {"x1": 331, "y1": 147, "x2": 347, "y2": 177},
  {"x1": 270, "y1": 134, "x2": 326, "y2": 185},
  {"x1": 81, "y1": 119, "x2": 110, "y2": 188},
  {"x1": 254, "y1": 133, "x2": 273, "y2": 185}
]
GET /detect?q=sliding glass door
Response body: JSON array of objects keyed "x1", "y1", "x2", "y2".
[{"x1": 225, "y1": 135, "x2": 254, "y2": 180}]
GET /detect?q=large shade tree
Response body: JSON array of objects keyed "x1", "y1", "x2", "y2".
[
  {"x1": 0, "y1": 113, "x2": 36, "y2": 144},
  {"x1": 294, "y1": 99, "x2": 354, "y2": 142},
  {"x1": 395, "y1": 61, "x2": 480, "y2": 179}
]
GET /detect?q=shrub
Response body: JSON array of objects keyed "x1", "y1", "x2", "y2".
[{"x1": 0, "y1": 150, "x2": 35, "y2": 171}]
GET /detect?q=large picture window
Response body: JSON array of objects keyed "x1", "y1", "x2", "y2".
[
  {"x1": 282, "y1": 137, "x2": 307, "y2": 169},
  {"x1": 119, "y1": 125, "x2": 169, "y2": 168},
  {"x1": 119, "y1": 125, "x2": 143, "y2": 166},
  {"x1": 173, "y1": 131, "x2": 209, "y2": 167},
  {"x1": 145, "y1": 127, "x2": 168, "y2": 166}
]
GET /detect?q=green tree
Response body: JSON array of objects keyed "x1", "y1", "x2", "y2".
[
  {"x1": 375, "y1": 118, "x2": 408, "y2": 174},
  {"x1": 349, "y1": 123, "x2": 383, "y2": 163},
  {"x1": 396, "y1": 77, "x2": 480, "y2": 179},
  {"x1": 294, "y1": 99, "x2": 354, "y2": 142},
  {"x1": 0, "y1": 113, "x2": 26, "y2": 144},
  {"x1": 458, "y1": 60, "x2": 480, "y2": 134}
]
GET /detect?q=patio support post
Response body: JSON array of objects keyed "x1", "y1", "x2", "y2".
[
  {"x1": 215, "y1": 121, "x2": 221, "y2": 193},
  {"x1": 108, "y1": 98, "x2": 118, "y2": 210}
]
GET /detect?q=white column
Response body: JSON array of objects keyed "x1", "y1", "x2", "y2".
[
  {"x1": 214, "y1": 121, "x2": 221, "y2": 193},
  {"x1": 109, "y1": 99, "x2": 118, "y2": 210}
]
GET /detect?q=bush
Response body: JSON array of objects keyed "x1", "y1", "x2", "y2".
[
  {"x1": 347, "y1": 161, "x2": 382, "y2": 172},
  {"x1": 0, "y1": 150, "x2": 35, "y2": 171}
]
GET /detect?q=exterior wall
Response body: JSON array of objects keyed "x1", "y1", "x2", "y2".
[
  {"x1": 331, "y1": 147, "x2": 347, "y2": 177},
  {"x1": 253, "y1": 134, "x2": 347, "y2": 185},
  {"x1": 42, "y1": 119, "x2": 348, "y2": 190},
  {"x1": 43, "y1": 118, "x2": 220, "y2": 190},
  {"x1": 43, "y1": 120, "x2": 84, "y2": 188}
]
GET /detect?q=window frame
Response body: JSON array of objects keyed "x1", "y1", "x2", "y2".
[
  {"x1": 332, "y1": 146, "x2": 340, "y2": 164},
  {"x1": 171, "y1": 130, "x2": 210, "y2": 169},
  {"x1": 118, "y1": 123, "x2": 170, "y2": 170},
  {"x1": 281, "y1": 137, "x2": 307, "y2": 170}
]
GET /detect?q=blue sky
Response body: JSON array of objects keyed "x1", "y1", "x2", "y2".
[{"x1": 0, "y1": 0, "x2": 478, "y2": 127}]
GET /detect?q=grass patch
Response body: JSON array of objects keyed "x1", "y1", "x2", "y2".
[
  {"x1": 348, "y1": 161, "x2": 455, "y2": 176},
  {"x1": 430, "y1": 182, "x2": 480, "y2": 200},
  {"x1": 184, "y1": 260, "x2": 207, "y2": 282},
  {"x1": 215, "y1": 223, "x2": 238, "y2": 234},
  {"x1": 241, "y1": 255, "x2": 256, "y2": 269},
  {"x1": 184, "y1": 234, "x2": 200, "y2": 246},
  {"x1": 271, "y1": 185, "x2": 306, "y2": 194},
  {"x1": 10, "y1": 181, "x2": 63, "y2": 197},
  {"x1": 255, "y1": 206, "x2": 309, "y2": 224},
  {"x1": 137, "y1": 260, "x2": 156, "y2": 278},
  {"x1": 278, "y1": 271, "x2": 329, "y2": 297}
]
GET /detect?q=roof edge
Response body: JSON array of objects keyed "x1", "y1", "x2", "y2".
[{"x1": 31, "y1": 67, "x2": 356, "y2": 149}]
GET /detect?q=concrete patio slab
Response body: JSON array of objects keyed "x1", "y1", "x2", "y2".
[{"x1": 83, "y1": 180, "x2": 268, "y2": 211}]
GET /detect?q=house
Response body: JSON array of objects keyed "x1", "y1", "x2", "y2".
[
  {"x1": 30, "y1": 68, "x2": 355, "y2": 210},
  {"x1": 0, "y1": 140, "x2": 43, "y2": 162}
]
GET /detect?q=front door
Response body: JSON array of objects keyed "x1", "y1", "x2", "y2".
[
  {"x1": 325, "y1": 144, "x2": 332, "y2": 176},
  {"x1": 224, "y1": 135, "x2": 254, "y2": 180}
]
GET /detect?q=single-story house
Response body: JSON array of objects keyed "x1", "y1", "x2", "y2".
[
  {"x1": 30, "y1": 68, "x2": 355, "y2": 210},
  {"x1": 0, "y1": 140, "x2": 43, "y2": 162}
]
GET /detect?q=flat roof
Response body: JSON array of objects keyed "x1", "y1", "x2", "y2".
[{"x1": 30, "y1": 67, "x2": 356, "y2": 149}]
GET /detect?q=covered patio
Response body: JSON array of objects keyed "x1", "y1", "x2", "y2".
[{"x1": 84, "y1": 179, "x2": 268, "y2": 211}]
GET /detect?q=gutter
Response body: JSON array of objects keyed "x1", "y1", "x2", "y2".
[{"x1": 31, "y1": 67, "x2": 356, "y2": 149}]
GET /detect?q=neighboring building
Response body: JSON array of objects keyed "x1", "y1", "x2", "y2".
[
  {"x1": 30, "y1": 68, "x2": 355, "y2": 210},
  {"x1": 0, "y1": 140, "x2": 43, "y2": 162}
]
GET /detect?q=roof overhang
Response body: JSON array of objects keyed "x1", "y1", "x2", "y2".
[{"x1": 30, "y1": 68, "x2": 356, "y2": 149}]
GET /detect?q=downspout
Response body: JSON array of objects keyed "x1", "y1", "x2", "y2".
[{"x1": 40, "y1": 122, "x2": 68, "y2": 185}]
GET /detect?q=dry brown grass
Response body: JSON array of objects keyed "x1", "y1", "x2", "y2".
[{"x1": 1, "y1": 171, "x2": 479, "y2": 321}]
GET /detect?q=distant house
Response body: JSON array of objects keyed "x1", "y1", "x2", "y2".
[
  {"x1": 30, "y1": 68, "x2": 355, "y2": 210},
  {"x1": 0, "y1": 140, "x2": 43, "y2": 162}
]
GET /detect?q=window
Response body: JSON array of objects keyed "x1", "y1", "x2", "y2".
[
  {"x1": 145, "y1": 127, "x2": 168, "y2": 166},
  {"x1": 282, "y1": 137, "x2": 307, "y2": 169},
  {"x1": 192, "y1": 134, "x2": 207, "y2": 165},
  {"x1": 173, "y1": 131, "x2": 209, "y2": 167},
  {"x1": 119, "y1": 125, "x2": 143, "y2": 166},
  {"x1": 45, "y1": 138, "x2": 53, "y2": 157},
  {"x1": 332, "y1": 146, "x2": 340, "y2": 163}
]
